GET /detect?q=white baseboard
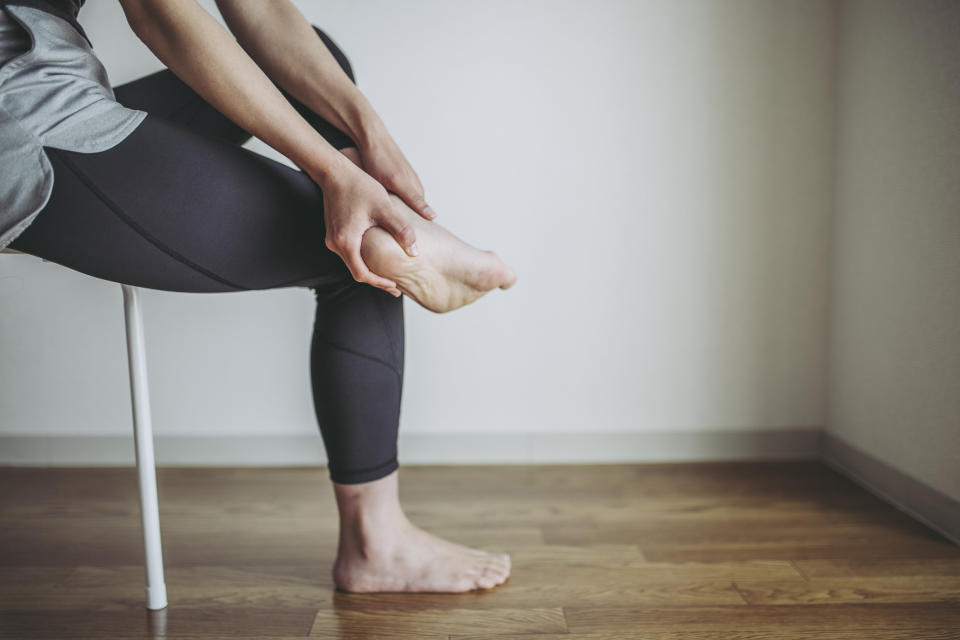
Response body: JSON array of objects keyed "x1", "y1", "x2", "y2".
[
  {"x1": 821, "y1": 432, "x2": 960, "y2": 547},
  {"x1": 0, "y1": 428, "x2": 822, "y2": 466}
]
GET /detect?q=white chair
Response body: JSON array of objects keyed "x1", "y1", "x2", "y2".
[{"x1": 1, "y1": 247, "x2": 168, "y2": 610}]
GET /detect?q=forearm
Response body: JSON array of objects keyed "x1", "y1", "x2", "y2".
[
  {"x1": 213, "y1": 0, "x2": 385, "y2": 147},
  {"x1": 118, "y1": 0, "x2": 348, "y2": 186}
]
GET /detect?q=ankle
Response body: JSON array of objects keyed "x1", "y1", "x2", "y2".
[
  {"x1": 333, "y1": 473, "x2": 409, "y2": 558},
  {"x1": 338, "y1": 508, "x2": 410, "y2": 560}
]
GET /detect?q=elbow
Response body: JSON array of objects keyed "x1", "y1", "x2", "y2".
[
  {"x1": 118, "y1": 0, "x2": 150, "y2": 32},
  {"x1": 117, "y1": 0, "x2": 179, "y2": 45}
]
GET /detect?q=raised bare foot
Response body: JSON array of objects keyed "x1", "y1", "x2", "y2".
[
  {"x1": 359, "y1": 196, "x2": 517, "y2": 313},
  {"x1": 332, "y1": 471, "x2": 511, "y2": 593}
]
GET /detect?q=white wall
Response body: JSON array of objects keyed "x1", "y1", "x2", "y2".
[
  {"x1": 0, "y1": 1, "x2": 836, "y2": 444},
  {"x1": 828, "y1": 0, "x2": 960, "y2": 499}
]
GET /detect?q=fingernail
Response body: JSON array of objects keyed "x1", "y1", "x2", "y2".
[
  {"x1": 408, "y1": 243, "x2": 419, "y2": 257},
  {"x1": 424, "y1": 206, "x2": 437, "y2": 219}
]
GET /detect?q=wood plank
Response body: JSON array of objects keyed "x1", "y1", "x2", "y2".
[
  {"x1": 308, "y1": 606, "x2": 567, "y2": 636},
  {"x1": 794, "y1": 557, "x2": 960, "y2": 578},
  {"x1": 544, "y1": 520, "x2": 952, "y2": 547},
  {"x1": 505, "y1": 545, "x2": 804, "y2": 580},
  {"x1": 2, "y1": 464, "x2": 957, "y2": 639},
  {"x1": 0, "y1": 607, "x2": 319, "y2": 639},
  {"x1": 0, "y1": 567, "x2": 74, "y2": 595},
  {"x1": 0, "y1": 565, "x2": 334, "y2": 611},
  {"x1": 734, "y1": 576, "x2": 960, "y2": 604},
  {"x1": 397, "y1": 497, "x2": 928, "y2": 532},
  {"x1": 563, "y1": 603, "x2": 960, "y2": 632},
  {"x1": 451, "y1": 632, "x2": 960, "y2": 640},
  {"x1": 0, "y1": 519, "x2": 539, "y2": 567},
  {"x1": 328, "y1": 579, "x2": 743, "y2": 612},
  {"x1": 642, "y1": 541, "x2": 960, "y2": 562},
  {"x1": 395, "y1": 462, "x2": 864, "y2": 502}
]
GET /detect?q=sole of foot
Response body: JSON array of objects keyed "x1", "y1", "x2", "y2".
[{"x1": 360, "y1": 195, "x2": 517, "y2": 313}]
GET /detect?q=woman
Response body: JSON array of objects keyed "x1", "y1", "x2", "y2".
[{"x1": 0, "y1": 0, "x2": 516, "y2": 592}]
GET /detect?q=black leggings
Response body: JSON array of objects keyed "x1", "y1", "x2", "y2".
[{"x1": 9, "y1": 26, "x2": 404, "y2": 485}]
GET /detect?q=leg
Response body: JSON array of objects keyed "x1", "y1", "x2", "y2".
[
  {"x1": 112, "y1": 27, "x2": 517, "y2": 315},
  {"x1": 11, "y1": 25, "x2": 512, "y2": 592},
  {"x1": 333, "y1": 467, "x2": 511, "y2": 592},
  {"x1": 10, "y1": 113, "x2": 410, "y2": 485},
  {"x1": 76, "y1": 28, "x2": 407, "y2": 487}
]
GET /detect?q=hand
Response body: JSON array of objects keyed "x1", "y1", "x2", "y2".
[
  {"x1": 358, "y1": 127, "x2": 436, "y2": 221},
  {"x1": 318, "y1": 158, "x2": 418, "y2": 296}
]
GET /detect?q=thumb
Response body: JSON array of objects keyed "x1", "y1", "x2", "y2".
[{"x1": 378, "y1": 210, "x2": 419, "y2": 258}]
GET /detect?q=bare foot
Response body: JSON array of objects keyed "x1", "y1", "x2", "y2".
[
  {"x1": 333, "y1": 516, "x2": 512, "y2": 593},
  {"x1": 332, "y1": 471, "x2": 511, "y2": 593},
  {"x1": 359, "y1": 196, "x2": 517, "y2": 313}
]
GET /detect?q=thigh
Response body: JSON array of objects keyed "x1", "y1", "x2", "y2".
[
  {"x1": 9, "y1": 113, "x2": 351, "y2": 293},
  {"x1": 111, "y1": 25, "x2": 357, "y2": 150}
]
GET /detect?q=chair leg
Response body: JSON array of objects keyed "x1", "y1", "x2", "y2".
[{"x1": 121, "y1": 284, "x2": 168, "y2": 611}]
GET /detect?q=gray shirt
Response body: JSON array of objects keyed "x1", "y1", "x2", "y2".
[{"x1": 0, "y1": 4, "x2": 146, "y2": 250}]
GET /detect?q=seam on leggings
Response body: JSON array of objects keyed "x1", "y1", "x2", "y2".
[
  {"x1": 372, "y1": 294, "x2": 402, "y2": 365},
  {"x1": 315, "y1": 337, "x2": 402, "y2": 380},
  {"x1": 52, "y1": 149, "x2": 246, "y2": 291}
]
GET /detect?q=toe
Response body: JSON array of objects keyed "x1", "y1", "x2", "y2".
[
  {"x1": 484, "y1": 564, "x2": 508, "y2": 583},
  {"x1": 499, "y1": 268, "x2": 518, "y2": 290},
  {"x1": 475, "y1": 573, "x2": 498, "y2": 590},
  {"x1": 487, "y1": 553, "x2": 510, "y2": 571},
  {"x1": 485, "y1": 565, "x2": 507, "y2": 581}
]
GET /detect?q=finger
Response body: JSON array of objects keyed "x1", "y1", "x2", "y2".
[
  {"x1": 411, "y1": 194, "x2": 437, "y2": 221},
  {"x1": 377, "y1": 211, "x2": 419, "y2": 258},
  {"x1": 378, "y1": 167, "x2": 432, "y2": 222},
  {"x1": 397, "y1": 178, "x2": 436, "y2": 221},
  {"x1": 353, "y1": 258, "x2": 399, "y2": 292}
]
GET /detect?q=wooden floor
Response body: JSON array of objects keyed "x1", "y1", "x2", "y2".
[{"x1": 0, "y1": 462, "x2": 958, "y2": 639}]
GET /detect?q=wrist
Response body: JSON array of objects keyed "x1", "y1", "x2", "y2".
[
  {"x1": 303, "y1": 144, "x2": 351, "y2": 190},
  {"x1": 346, "y1": 95, "x2": 386, "y2": 149}
]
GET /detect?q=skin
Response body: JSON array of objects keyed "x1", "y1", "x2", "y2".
[
  {"x1": 343, "y1": 148, "x2": 517, "y2": 313},
  {"x1": 118, "y1": 0, "x2": 416, "y2": 294},
  {"x1": 118, "y1": 0, "x2": 515, "y2": 591}
]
